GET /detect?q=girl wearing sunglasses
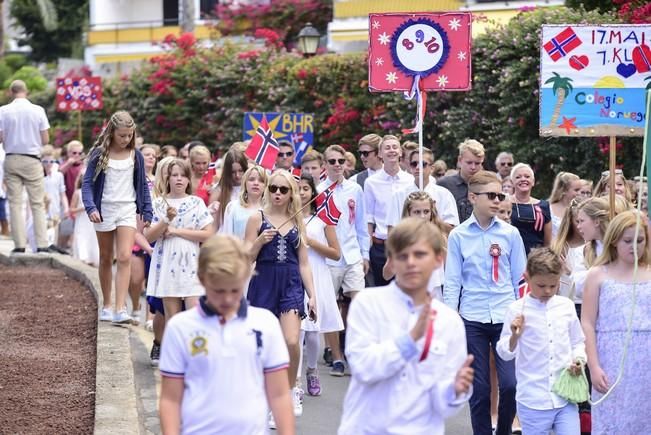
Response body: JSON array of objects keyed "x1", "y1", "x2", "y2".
[{"x1": 245, "y1": 170, "x2": 317, "y2": 422}]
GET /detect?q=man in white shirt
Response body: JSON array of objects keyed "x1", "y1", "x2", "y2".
[
  {"x1": 349, "y1": 133, "x2": 382, "y2": 190},
  {"x1": 318, "y1": 144, "x2": 370, "y2": 377},
  {"x1": 364, "y1": 135, "x2": 414, "y2": 286},
  {"x1": 339, "y1": 218, "x2": 473, "y2": 435},
  {"x1": 386, "y1": 148, "x2": 459, "y2": 233},
  {"x1": 496, "y1": 247, "x2": 585, "y2": 434},
  {"x1": 0, "y1": 80, "x2": 51, "y2": 253}
]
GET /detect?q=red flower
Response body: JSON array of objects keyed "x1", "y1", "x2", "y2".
[{"x1": 296, "y1": 69, "x2": 308, "y2": 80}]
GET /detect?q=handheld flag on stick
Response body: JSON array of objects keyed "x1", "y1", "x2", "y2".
[
  {"x1": 245, "y1": 116, "x2": 279, "y2": 170},
  {"x1": 195, "y1": 157, "x2": 219, "y2": 205},
  {"x1": 291, "y1": 167, "x2": 302, "y2": 183},
  {"x1": 315, "y1": 182, "x2": 341, "y2": 226}
]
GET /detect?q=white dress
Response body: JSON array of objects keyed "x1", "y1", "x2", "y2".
[
  {"x1": 301, "y1": 216, "x2": 344, "y2": 333},
  {"x1": 220, "y1": 200, "x2": 258, "y2": 240},
  {"x1": 147, "y1": 195, "x2": 213, "y2": 298},
  {"x1": 72, "y1": 189, "x2": 99, "y2": 266}
]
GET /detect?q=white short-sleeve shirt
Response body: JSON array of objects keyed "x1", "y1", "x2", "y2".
[
  {"x1": 160, "y1": 299, "x2": 289, "y2": 434},
  {"x1": 0, "y1": 98, "x2": 50, "y2": 155}
]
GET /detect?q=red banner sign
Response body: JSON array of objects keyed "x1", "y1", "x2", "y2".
[
  {"x1": 55, "y1": 77, "x2": 103, "y2": 111},
  {"x1": 368, "y1": 12, "x2": 472, "y2": 92}
]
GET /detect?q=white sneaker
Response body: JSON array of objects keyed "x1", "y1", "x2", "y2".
[
  {"x1": 144, "y1": 319, "x2": 154, "y2": 332},
  {"x1": 99, "y1": 308, "x2": 113, "y2": 322},
  {"x1": 292, "y1": 387, "x2": 303, "y2": 417},
  {"x1": 268, "y1": 412, "x2": 276, "y2": 430},
  {"x1": 113, "y1": 310, "x2": 132, "y2": 324},
  {"x1": 131, "y1": 309, "x2": 141, "y2": 326}
]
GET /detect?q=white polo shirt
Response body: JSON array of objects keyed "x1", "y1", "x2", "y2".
[
  {"x1": 364, "y1": 168, "x2": 414, "y2": 240},
  {"x1": 160, "y1": 298, "x2": 289, "y2": 435},
  {"x1": 0, "y1": 98, "x2": 50, "y2": 156}
]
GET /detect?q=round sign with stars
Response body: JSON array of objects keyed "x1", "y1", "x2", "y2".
[{"x1": 390, "y1": 18, "x2": 450, "y2": 78}]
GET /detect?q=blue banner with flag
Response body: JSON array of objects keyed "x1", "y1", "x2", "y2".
[{"x1": 243, "y1": 112, "x2": 315, "y2": 166}]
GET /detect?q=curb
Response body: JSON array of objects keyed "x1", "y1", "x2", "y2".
[{"x1": 0, "y1": 244, "x2": 141, "y2": 435}]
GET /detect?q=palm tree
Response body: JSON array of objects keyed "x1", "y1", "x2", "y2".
[
  {"x1": 545, "y1": 72, "x2": 573, "y2": 128},
  {"x1": 36, "y1": 0, "x2": 57, "y2": 31}
]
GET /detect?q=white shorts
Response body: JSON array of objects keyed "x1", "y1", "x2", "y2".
[
  {"x1": 328, "y1": 261, "x2": 365, "y2": 295},
  {"x1": 94, "y1": 202, "x2": 137, "y2": 232}
]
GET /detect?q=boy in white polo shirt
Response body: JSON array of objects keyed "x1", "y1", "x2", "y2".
[{"x1": 159, "y1": 234, "x2": 295, "y2": 435}]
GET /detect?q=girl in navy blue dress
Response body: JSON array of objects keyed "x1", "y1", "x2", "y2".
[{"x1": 245, "y1": 169, "x2": 316, "y2": 419}]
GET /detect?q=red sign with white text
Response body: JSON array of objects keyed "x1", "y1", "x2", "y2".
[
  {"x1": 368, "y1": 12, "x2": 472, "y2": 92},
  {"x1": 55, "y1": 76, "x2": 103, "y2": 111}
]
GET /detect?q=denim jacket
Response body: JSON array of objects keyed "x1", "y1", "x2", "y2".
[{"x1": 81, "y1": 148, "x2": 153, "y2": 223}]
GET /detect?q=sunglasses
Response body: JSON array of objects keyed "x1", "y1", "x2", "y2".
[
  {"x1": 269, "y1": 184, "x2": 290, "y2": 194},
  {"x1": 278, "y1": 151, "x2": 294, "y2": 158},
  {"x1": 42, "y1": 159, "x2": 57, "y2": 164},
  {"x1": 328, "y1": 158, "x2": 346, "y2": 165},
  {"x1": 69, "y1": 151, "x2": 82, "y2": 155},
  {"x1": 499, "y1": 162, "x2": 513, "y2": 167},
  {"x1": 409, "y1": 161, "x2": 431, "y2": 168},
  {"x1": 474, "y1": 191, "x2": 507, "y2": 201},
  {"x1": 601, "y1": 169, "x2": 623, "y2": 177},
  {"x1": 359, "y1": 150, "x2": 376, "y2": 157}
]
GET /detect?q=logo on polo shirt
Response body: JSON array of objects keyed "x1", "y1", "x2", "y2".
[{"x1": 191, "y1": 335, "x2": 208, "y2": 356}]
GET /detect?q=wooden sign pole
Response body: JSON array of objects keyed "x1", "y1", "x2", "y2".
[
  {"x1": 609, "y1": 135, "x2": 616, "y2": 219},
  {"x1": 77, "y1": 110, "x2": 82, "y2": 142}
]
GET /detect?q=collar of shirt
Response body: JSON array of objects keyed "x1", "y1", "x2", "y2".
[
  {"x1": 467, "y1": 212, "x2": 499, "y2": 231},
  {"x1": 453, "y1": 173, "x2": 467, "y2": 186},
  {"x1": 198, "y1": 296, "x2": 248, "y2": 321},
  {"x1": 378, "y1": 167, "x2": 410, "y2": 182}
]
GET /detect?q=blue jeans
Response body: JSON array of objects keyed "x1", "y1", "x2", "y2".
[
  {"x1": 464, "y1": 319, "x2": 517, "y2": 435},
  {"x1": 517, "y1": 402, "x2": 579, "y2": 435},
  {"x1": 369, "y1": 242, "x2": 389, "y2": 287}
]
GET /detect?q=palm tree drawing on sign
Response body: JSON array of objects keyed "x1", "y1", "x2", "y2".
[
  {"x1": 545, "y1": 72, "x2": 573, "y2": 128},
  {"x1": 645, "y1": 76, "x2": 651, "y2": 90}
]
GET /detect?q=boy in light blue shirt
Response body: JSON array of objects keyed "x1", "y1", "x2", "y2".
[{"x1": 444, "y1": 170, "x2": 527, "y2": 435}]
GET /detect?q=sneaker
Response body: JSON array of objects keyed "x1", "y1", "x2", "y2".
[
  {"x1": 323, "y1": 346, "x2": 333, "y2": 366},
  {"x1": 292, "y1": 387, "x2": 303, "y2": 417},
  {"x1": 150, "y1": 341, "x2": 161, "y2": 367},
  {"x1": 10, "y1": 247, "x2": 25, "y2": 254},
  {"x1": 99, "y1": 308, "x2": 113, "y2": 322},
  {"x1": 330, "y1": 360, "x2": 345, "y2": 377},
  {"x1": 49, "y1": 244, "x2": 69, "y2": 254},
  {"x1": 36, "y1": 246, "x2": 58, "y2": 254},
  {"x1": 112, "y1": 310, "x2": 132, "y2": 324},
  {"x1": 268, "y1": 412, "x2": 276, "y2": 430},
  {"x1": 144, "y1": 319, "x2": 154, "y2": 332},
  {"x1": 306, "y1": 370, "x2": 321, "y2": 396},
  {"x1": 131, "y1": 309, "x2": 142, "y2": 326}
]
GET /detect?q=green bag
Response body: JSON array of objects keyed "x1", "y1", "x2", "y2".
[{"x1": 552, "y1": 366, "x2": 589, "y2": 404}]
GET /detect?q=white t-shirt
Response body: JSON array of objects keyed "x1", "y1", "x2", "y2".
[
  {"x1": 160, "y1": 300, "x2": 289, "y2": 435},
  {"x1": 0, "y1": 144, "x2": 5, "y2": 198},
  {"x1": 44, "y1": 171, "x2": 65, "y2": 219},
  {"x1": 0, "y1": 98, "x2": 50, "y2": 155}
]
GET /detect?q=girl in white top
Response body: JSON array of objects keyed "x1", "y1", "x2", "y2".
[
  {"x1": 550, "y1": 198, "x2": 585, "y2": 300},
  {"x1": 220, "y1": 165, "x2": 266, "y2": 240},
  {"x1": 297, "y1": 174, "x2": 343, "y2": 396},
  {"x1": 145, "y1": 159, "x2": 213, "y2": 322},
  {"x1": 383, "y1": 190, "x2": 447, "y2": 299},
  {"x1": 209, "y1": 148, "x2": 247, "y2": 230},
  {"x1": 549, "y1": 172, "x2": 582, "y2": 239}
]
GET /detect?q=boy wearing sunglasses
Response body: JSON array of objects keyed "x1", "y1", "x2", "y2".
[
  {"x1": 444, "y1": 170, "x2": 527, "y2": 435},
  {"x1": 349, "y1": 134, "x2": 382, "y2": 191}
]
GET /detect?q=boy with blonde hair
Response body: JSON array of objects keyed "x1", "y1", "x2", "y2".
[
  {"x1": 351, "y1": 133, "x2": 382, "y2": 190},
  {"x1": 159, "y1": 235, "x2": 294, "y2": 434}
]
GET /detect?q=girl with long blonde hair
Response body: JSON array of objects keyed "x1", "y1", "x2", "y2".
[
  {"x1": 245, "y1": 169, "x2": 316, "y2": 421},
  {"x1": 220, "y1": 165, "x2": 266, "y2": 239},
  {"x1": 549, "y1": 171, "x2": 582, "y2": 238},
  {"x1": 82, "y1": 111, "x2": 152, "y2": 324}
]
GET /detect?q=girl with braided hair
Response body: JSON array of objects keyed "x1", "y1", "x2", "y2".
[{"x1": 82, "y1": 111, "x2": 153, "y2": 324}]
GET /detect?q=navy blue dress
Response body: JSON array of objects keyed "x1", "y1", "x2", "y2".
[{"x1": 247, "y1": 211, "x2": 305, "y2": 318}]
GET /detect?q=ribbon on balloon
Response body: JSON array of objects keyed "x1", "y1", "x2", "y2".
[{"x1": 401, "y1": 75, "x2": 428, "y2": 135}]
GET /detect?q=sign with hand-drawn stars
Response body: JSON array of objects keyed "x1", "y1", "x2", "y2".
[
  {"x1": 368, "y1": 12, "x2": 472, "y2": 92},
  {"x1": 55, "y1": 77, "x2": 103, "y2": 112}
]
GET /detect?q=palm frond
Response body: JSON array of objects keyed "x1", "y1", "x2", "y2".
[{"x1": 36, "y1": 0, "x2": 57, "y2": 32}]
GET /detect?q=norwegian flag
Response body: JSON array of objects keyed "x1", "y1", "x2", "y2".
[
  {"x1": 291, "y1": 167, "x2": 302, "y2": 183},
  {"x1": 517, "y1": 274, "x2": 530, "y2": 298},
  {"x1": 315, "y1": 182, "x2": 341, "y2": 226},
  {"x1": 543, "y1": 27, "x2": 582, "y2": 62},
  {"x1": 195, "y1": 156, "x2": 219, "y2": 205},
  {"x1": 319, "y1": 167, "x2": 327, "y2": 183},
  {"x1": 245, "y1": 116, "x2": 279, "y2": 170},
  {"x1": 291, "y1": 133, "x2": 311, "y2": 166}
]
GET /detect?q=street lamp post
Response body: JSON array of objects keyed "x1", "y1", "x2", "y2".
[{"x1": 297, "y1": 22, "x2": 320, "y2": 57}]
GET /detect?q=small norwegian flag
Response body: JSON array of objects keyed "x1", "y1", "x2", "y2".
[
  {"x1": 291, "y1": 167, "x2": 302, "y2": 183},
  {"x1": 195, "y1": 156, "x2": 219, "y2": 205},
  {"x1": 291, "y1": 133, "x2": 311, "y2": 166},
  {"x1": 543, "y1": 27, "x2": 582, "y2": 62},
  {"x1": 518, "y1": 274, "x2": 530, "y2": 298},
  {"x1": 245, "y1": 116, "x2": 280, "y2": 170},
  {"x1": 315, "y1": 182, "x2": 341, "y2": 226},
  {"x1": 319, "y1": 167, "x2": 327, "y2": 183}
]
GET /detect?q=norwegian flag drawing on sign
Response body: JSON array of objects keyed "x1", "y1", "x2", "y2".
[
  {"x1": 368, "y1": 12, "x2": 472, "y2": 92},
  {"x1": 543, "y1": 26, "x2": 582, "y2": 62},
  {"x1": 315, "y1": 183, "x2": 341, "y2": 226},
  {"x1": 245, "y1": 116, "x2": 280, "y2": 170}
]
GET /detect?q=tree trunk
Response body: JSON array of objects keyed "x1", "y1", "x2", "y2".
[
  {"x1": 181, "y1": 0, "x2": 195, "y2": 33},
  {"x1": 548, "y1": 90, "x2": 566, "y2": 128}
]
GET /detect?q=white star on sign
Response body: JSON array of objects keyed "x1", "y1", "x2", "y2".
[
  {"x1": 386, "y1": 71, "x2": 398, "y2": 84},
  {"x1": 372, "y1": 20, "x2": 380, "y2": 30},
  {"x1": 448, "y1": 18, "x2": 461, "y2": 31},
  {"x1": 457, "y1": 51, "x2": 467, "y2": 61},
  {"x1": 378, "y1": 32, "x2": 390, "y2": 45},
  {"x1": 375, "y1": 57, "x2": 384, "y2": 66},
  {"x1": 436, "y1": 75, "x2": 448, "y2": 88}
]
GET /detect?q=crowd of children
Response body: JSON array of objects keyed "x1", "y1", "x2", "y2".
[{"x1": 5, "y1": 109, "x2": 650, "y2": 434}]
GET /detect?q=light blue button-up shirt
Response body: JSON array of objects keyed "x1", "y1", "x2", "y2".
[{"x1": 444, "y1": 213, "x2": 527, "y2": 324}]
